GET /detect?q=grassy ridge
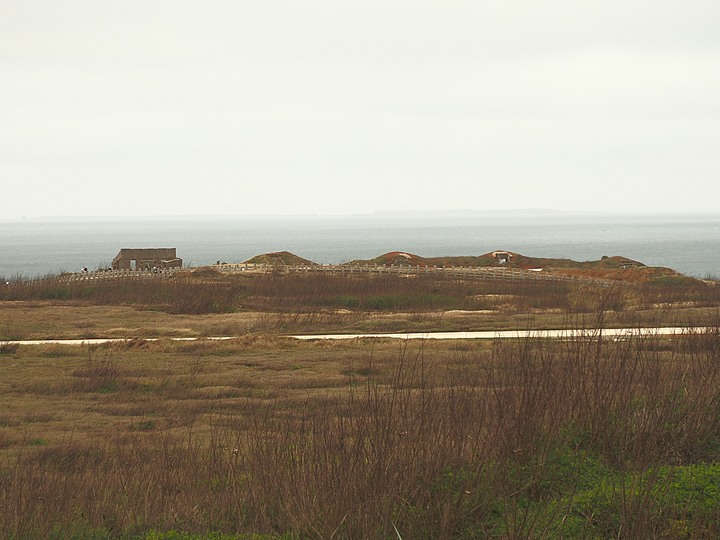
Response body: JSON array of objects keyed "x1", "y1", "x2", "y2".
[{"x1": 2, "y1": 271, "x2": 718, "y2": 316}]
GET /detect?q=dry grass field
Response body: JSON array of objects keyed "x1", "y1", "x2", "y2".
[
  {"x1": 2, "y1": 271, "x2": 720, "y2": 538},
  {"x1": 2, "y1": 270, "x2": 719, "y2": 340}
]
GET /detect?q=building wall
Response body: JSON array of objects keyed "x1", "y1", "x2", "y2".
[{"x1": 112, "y1": 248, "x2": 181, "y2": 270}]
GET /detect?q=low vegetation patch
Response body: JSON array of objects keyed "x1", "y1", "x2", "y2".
[{"x1": 0, "y1": 341, "x2": 18, "y2": 355}]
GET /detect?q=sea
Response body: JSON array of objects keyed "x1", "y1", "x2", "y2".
[{"x1": 1, "y1": 212, "x2": 720, "y2": 279}]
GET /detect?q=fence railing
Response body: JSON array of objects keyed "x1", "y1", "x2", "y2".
[
  {"x1": 4, "y1": 263, "x2": 619, "y2": 288},
  {"x1": 212, "y1": 262, "x2": 619, "y2": 286},
  {"x1": 7, "y1": 267, "x2": 184, "y2": 286}
]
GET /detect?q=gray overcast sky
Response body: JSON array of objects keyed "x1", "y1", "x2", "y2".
[{"x1": 2, "y1": 1, "x2": 719, "y2": 218}]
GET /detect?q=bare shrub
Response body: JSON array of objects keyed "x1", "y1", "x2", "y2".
[{"x1": 3, "y1": 322, "x2": 720, "y2": 537}]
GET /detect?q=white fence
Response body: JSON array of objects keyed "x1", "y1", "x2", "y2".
[
  {"x1": 213, "y1": 263, "x2": 619, "y2": 286},
  {"x1": 6, "y1": 263, "x2": 618, "y2": 288},
  {"x1": 30, "y1": 267, "x2": 184, "y2": 284}
]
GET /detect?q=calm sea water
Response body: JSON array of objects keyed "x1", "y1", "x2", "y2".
[{"x1": 1, "y1": 213, "x2": 720, "y2": 279}]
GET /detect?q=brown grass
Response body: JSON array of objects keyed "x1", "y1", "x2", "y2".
[
  {"x1": 2, "y1": 273, "x2": 720, "y2": 536},
  {"x1": 2, "y1": 326, "x2": 720, "y2": 537},
  {"x1": 3, "y1": 271, "x2": 720, "y2": 341}
]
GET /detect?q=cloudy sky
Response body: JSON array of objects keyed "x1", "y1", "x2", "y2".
[{"x1": 2, "y1": 1, "x2": 719, "y2": 219}]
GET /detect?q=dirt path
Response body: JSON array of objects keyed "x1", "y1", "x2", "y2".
[{"x1": 3, "y1": 326, "x2": 711, "y2": 346}]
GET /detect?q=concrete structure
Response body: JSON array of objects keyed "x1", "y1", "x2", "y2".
[
  {"x1": 491, "y1": 251, "x2": 514, "y2": 265},
  {"x1": 111, "y1": 248, "x2": 182, "y2": 270}
]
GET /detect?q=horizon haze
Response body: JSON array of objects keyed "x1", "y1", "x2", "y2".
[{"x1": 2, "y1": 1, "x2": 719, "y2": 219}]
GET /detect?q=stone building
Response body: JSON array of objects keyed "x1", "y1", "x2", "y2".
[{"x1": 111, "y1": 248, "x2": 182, "y2": 270}]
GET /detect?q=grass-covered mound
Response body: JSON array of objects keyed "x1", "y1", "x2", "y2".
[
  {"x1": 349, "y1": 250, "x2": 702, "y2": 285},
  {"x1": 244, "y1": 251, "x2": 316, "y2": 266},
  {"x1": 351, "y1": 250, "x2": 645, "y2": 269}
]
